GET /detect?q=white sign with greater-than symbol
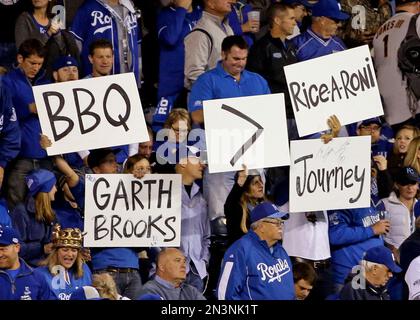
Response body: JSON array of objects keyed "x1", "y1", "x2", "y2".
[{"x1": 203, "y1": 93, "x2": 290, "y2": 173}]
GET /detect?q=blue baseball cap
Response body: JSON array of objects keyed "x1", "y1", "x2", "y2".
[
  {"x1": 25, "y1": 169, "x2": 56, "y2": 197},
  {"x1": 70, "y1": 286, "x2": 103, "y2": 300},
  {"x1": 282, "y1": 0, "x2": 314, "y2": 7},
  {"x1": 0, "y1": 226, "x2": 20, "y2": 246},
  {"x1": 52, "y1": 55, "x2": 78, "y2": 72},
  {"x1": 311, "y1": 0, "x2": 350, "y2": 20},
  {"x1": 364, "y1": 246, "x2": 402, "y2": 273},
  {"x1": 250, "y1": 201, "x2": 289, "y2": 223},
  {"x1": 137, "y1": 293, "x2": 164, "y2": 300}
]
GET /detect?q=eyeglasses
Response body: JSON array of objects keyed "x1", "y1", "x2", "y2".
[
  {"x1": 134, "y1": 167, "x2": 151, "y2": 173},
  {"x1": 262, "y1": 219, "x2": 284, "y2": 227},
  {"x1": 360, "y1": 125, "x2": 381, "y2": 132}
]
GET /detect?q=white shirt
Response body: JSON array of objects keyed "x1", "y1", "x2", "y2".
[
  {"x1": 373, "y1": 12, "x2": 420, "y2": 125},
  {"x1": 280, "y1": 202, "x2": 331, "y2": 260},
  {"x1": 405, "y1": 255, "x2": 420, "y2": 300}
]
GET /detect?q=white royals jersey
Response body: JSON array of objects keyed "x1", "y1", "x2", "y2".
[
  {"x1": 280, "y1": 202, "x2": 330, "y2": 261},
  {"x1": 405, "y1": 255, "x2": 420, "y2": 300},
  {"x1": 373, "y1": 12, "x2": 420, "y2": 125}
]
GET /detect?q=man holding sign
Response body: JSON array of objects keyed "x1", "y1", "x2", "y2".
[
  {"x1": 188, "y1": 35, "x2": 270, "y2": 126},
  {"x1": 188, "y1": 35, "x2": 270, "y2": 223},
  {"x1": 72, "y1": 148, "x2": 143, "y2": 300},
  {"x1": 79, "y1": 39, "x2": 139, "y2": 166},
  {"x1": 188, "y1": 35, "x2": 271, "y2": 295}
]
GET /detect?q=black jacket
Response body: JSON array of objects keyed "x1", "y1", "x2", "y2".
[
  {"x1": 400, "y1": 229, "x2": 420, "y2": 273},
  {"x1": 339, "y1": 274, "x2": 390, "y2": 300},
  {"x1": 43, "y1": 30, "x2": 81, "y2": 81},
  {"x1": 246, "y1": 32, "x2": 298, "y2": 118},
  {"x1": 224, "y1": 182, "x2": 248, "y2": 245}
]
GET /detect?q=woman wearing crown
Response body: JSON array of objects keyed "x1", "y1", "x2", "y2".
[{"x1": 34, "y1": 224, "x2": 92, "y2": 300}]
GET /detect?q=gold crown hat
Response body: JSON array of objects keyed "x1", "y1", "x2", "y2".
[{"x1": 52, "y1": 224, "x2": 83, "y2": 249}]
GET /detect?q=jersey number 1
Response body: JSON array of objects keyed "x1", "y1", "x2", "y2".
[{"x1": 383, "y1": 35, "x2": 389, "y2": 58}]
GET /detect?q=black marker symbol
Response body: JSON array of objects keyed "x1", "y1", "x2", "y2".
[{"x1": 221, "y1": 104, "x2": 264, "y2": 167}]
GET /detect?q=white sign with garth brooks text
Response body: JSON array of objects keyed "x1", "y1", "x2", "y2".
[{"x1": 84, "y1": 174, "x2": 181, "y2": 247}]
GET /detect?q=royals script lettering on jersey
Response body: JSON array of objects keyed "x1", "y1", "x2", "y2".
[{"x1": 257, "y1": 259, "x2": 291, "y2": 283}]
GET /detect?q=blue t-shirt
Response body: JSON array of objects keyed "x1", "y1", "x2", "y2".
[{"x1": 188, "y1": 61, "x2": 270, "y2": 113}]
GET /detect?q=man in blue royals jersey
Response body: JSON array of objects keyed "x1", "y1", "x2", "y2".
[
  {"x1": 217, "y1": 202, "x2": 295, "y2": 300},
  {"x1": 0, "y1": 75, "x2": 20, "y2": 191},
  {"x1": 328, "y1": 204, "x2": 390, "y2": 294},
  {"x1": 0, "y1": 226, "x2": 52, "y2": 300},
  {"x1": 187, "y1": 34, "x2": 270, "y2": 241},
  {"x1": 70, "y1": 0, "x2": 141, "y2": 84},
  {"x1": 293, "y1": 0, "x2": 349, "y2": 61},
  {"x1": 153, "y1": 0, "x2": 202, "y2": 132}
]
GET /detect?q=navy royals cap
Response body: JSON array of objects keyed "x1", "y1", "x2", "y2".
[
  {"x1": 311, "y1": 0, "x2": 350, "y2": 20},
  {"x1": 0, "y1": 226, "x2": 20, "y2": 246},
  {"x1": 250, "y1": 201, "x2": 289, "y2": 223},
  {"x1": 395, "y1": 166, "x2": 420, "y2": 185},
  {"x1": 52, "y1": 55, "x2": 78, "y2": 71},
  {"x1": 282, "y1": 0, "x2": 314, "y2": 7},
  {"x1": 363, "y1": 246, "x2": 402, "y2": 273}
]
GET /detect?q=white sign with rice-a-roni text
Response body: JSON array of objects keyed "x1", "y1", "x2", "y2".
[
  {"x1": 289, "y1": 136, "x2": 371, "y2": 212},
  {"x1": 33, "y1": 73, "x2": 148, "y2": 155},
  {"x1": 203, "y1": 93, "x2": 290, "y2": 173},
  {"x1": 83, "y1": 174, "x2": 181, "y2": 247},
  {"x1": 284, "y1": 45, "x2": 383, "y2": 137}
]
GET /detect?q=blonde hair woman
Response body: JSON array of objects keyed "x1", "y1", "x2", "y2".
[
  {"x1": 225, "y1": 165, "x2": 266, "y2": 244},
  {"x1": 35, "y1": 224, "x2": 92, "y2": 300},
  {"x1": 404, "y1": 136, "x2": 420, "y2": 175},
  {"x1": 388, "y1": 125, "x2": 419, "y2": 177},
  {"x1": 92, "y1": 273, "x2": 130, "y2": 300}
]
